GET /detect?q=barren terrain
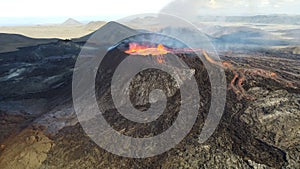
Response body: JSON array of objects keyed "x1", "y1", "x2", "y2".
[{"x1": 0, "y1": 20, "x2": 299, "y2": 169}]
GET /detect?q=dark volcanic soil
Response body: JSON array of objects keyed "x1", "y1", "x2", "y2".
[{"x1": 0, "y1": 39, "x2": 299, "y2": 169}]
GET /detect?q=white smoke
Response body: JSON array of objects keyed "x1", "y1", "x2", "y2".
[
  {"x1": 160, "y1": 0, "x2": 209, "y2": 20},
  {"x1": 160, "y1": 0, "x2": 300, "y2": 18},
  {"x1": 209, "y1": 0, "x2": 218, "y2": 8}
]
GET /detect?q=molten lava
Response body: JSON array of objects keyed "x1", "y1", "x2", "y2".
[
  {"x1": 124, "y1": 43, "x2": 170, "y2": 64},
  {"x1": 124, "y1": 43, "x2": 295, "y2": 100},
  {"x1": 125, "y1": 43, "x2": 170, "y2": 56}
]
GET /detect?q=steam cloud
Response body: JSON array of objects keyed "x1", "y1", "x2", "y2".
[
  {"x1": 160, "y1": 0, "x2": 210, "y2": 20},
  {"x1": 160, "y1": 0, "x2": 300, "y2": 18}
]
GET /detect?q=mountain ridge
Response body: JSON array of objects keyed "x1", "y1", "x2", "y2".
[{"x1": 61, "y1": 18, "x2": 82, "y2": 26}]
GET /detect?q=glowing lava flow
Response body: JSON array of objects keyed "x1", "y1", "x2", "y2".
[
  {"x1": 125, "y1": 43, "x2": 169, "y2": 56},
  {"x1": 124, "y1": 43, "x2": 207, "y2": 63},
  {"x1": 124, "y1": 43, "x2": 295, "y2": 100},
  {"x1": 124, "y1": 43, "x2": 171, "y2": 64},
  {"x1": 124, "y1": 42, "x2": 209, "y2": 57}
]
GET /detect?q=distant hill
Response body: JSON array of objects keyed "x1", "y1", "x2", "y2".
[
  {"x1": 0, "y1": 19, "x2": 102, "y2": 39},
  {"x1": 213, "y1": 30, "x2": 290, "y2": 50},
  {"x1": 274, "y1": 28, "x2": 300, "y2": 42},
  {"x1": 0, "y1": 33, "x2": 39, "y2": 44},
  {"x1": 124, "y1": 15, "x2": 300, "y2": 26},
  {"x1": 197, "y1": 15, "x2": 300, "y2": 25},
  {"x1": 158, "y1": 25, "x2": 290, "y2": 51},
  {"x1": 292, "y1": 46, "x2": 300, "y2": 54},
  {"x1": 0, "y1": 33, "x2": 58, "y2": 53},
  {"x1": 75, "y1": 21, "x2": 138, "y2": 43},
  {"x1": 61, "y1": 18, "x2": 82, "y2": 26},
  {"x1": 85, "y1": 21, "x2": 107, "y2": 31}
]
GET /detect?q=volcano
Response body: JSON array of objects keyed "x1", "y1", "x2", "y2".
[
  {"x1": 0, "y1": 21, "x2": 299, "y2": 169},
  {"x1": 93, "y1": 41, "x2": 210, "y2": 140}
]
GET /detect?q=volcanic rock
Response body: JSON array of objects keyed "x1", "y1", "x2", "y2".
[{"x1": 0, "y1": 22, "x2": 299, "y2": 168}]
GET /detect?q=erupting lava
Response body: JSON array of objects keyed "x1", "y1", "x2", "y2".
[
  {"x1": 124, "y1": 43, "x2": 205, "y2": 56},
  {"x1": 202, "y1": 51, "x2": 296, "y2": 100},
  {"x1": 124, "y1": 43, "x2": 207, "y2": 63},
  {"x1": 123, "y1": 43, "x2": 296, "y2": 100},
  {"x1": 125, "y1": 43, "x2": 170, "y2": 56},
  {"x1": 125, "y1": 43, "x2": 170, "y2": 63}
]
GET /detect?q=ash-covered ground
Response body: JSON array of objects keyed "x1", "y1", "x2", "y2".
[{"x1": 0, "y1": 22, "x2": 299, "y2": 169}]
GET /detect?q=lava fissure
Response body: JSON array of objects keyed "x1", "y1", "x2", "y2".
[
  {"x1": 124, "y1": 42, "x2": 295, "y2": 100},
  {"x1": 197, "y1": 50, "x2": 295, "y2": 100}
]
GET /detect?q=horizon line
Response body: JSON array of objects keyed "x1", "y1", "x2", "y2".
[{"x1": 1, "y1": 14, "x2": 300, "y2": 26}]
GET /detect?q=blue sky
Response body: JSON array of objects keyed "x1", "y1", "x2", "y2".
[{"x1": 0, "y1": 0, "x2": 300, "y2": 26}]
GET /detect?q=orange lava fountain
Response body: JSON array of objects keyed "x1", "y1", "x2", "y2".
[{"x1": 124, "y1": 43, "x2": 171, "y2": 64}]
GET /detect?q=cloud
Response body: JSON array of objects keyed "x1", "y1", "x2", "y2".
[
  {"x1": 160, "y1": 0, "x2": 210, "y2": 19},
  {"x1": 209, "y1": 0, "x2": 218, "y2": 8},
  {"x1": 160, "y1": 0, "x2": 300, "y2": 18}
]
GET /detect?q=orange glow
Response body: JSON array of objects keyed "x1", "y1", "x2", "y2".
[
  {"x1": 156, "y1": 55, "x2": 165, "y2": 64},
  {"x1": 157, "y1": 44, "x2": 165, "y2": 51},
  {"x1": 125, "y1": 43, "x2": 169, "y2": 56},
  {"x1": 125, "y1": 43, "x2": 170, "y2": 64},
  {"x1": 270, "y1": 72, "x2": 277, "y2": 77}
]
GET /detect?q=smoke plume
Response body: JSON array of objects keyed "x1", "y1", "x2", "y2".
[{"x1": 160, "y1": 0, "x2": 216, "y2": 20}]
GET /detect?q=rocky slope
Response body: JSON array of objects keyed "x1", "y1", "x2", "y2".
[{"x1": 0, "y1": 23, "x2": 299, "y2": 168}]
